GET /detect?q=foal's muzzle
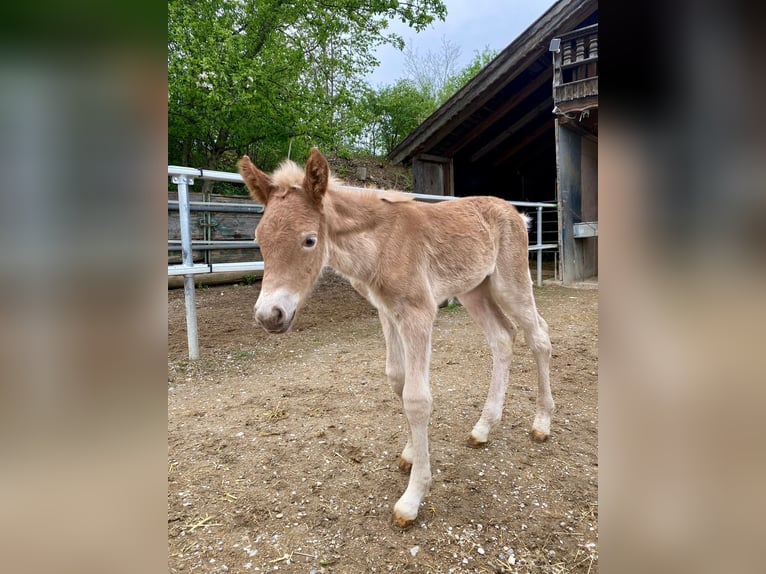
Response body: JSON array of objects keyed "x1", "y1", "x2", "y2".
[
  {"x1": 254, "y1": 304, "x2": 295, "y2": 333},
  {"x1": 254, "y1": 288, "x2": 299, "y2": 334}
]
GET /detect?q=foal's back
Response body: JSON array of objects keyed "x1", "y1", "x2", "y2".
[{"x1": 377, "y1": 195, "x2": 531, "y2": 302}]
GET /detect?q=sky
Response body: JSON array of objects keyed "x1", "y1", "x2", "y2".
[{"x1": 366, "y1": 0, "x2": 558, "y2": 87}]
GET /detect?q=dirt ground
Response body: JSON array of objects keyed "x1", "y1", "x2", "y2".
[
  {"x1": 168, "y1": 270, "x2": 598, "y2": 573},
  {"x1": 323, "y1": 154, "x2": 413, "y2": 191}
]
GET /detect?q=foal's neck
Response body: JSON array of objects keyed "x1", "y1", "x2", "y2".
[{"x1": 323, "y1": 188, "x2": 392, "y2": 281}]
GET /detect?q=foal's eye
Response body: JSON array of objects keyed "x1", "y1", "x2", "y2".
[{"x1": 303, "y1": 235, "x2": 317, "y2": 249}]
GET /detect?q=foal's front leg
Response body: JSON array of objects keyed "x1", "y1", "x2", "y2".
[
  {"x1": 391, "y1": 312, "x2": 434, "y2": 528},
  {"x1": 378, "y1": 312, "x2": 413, "y2": 471}
]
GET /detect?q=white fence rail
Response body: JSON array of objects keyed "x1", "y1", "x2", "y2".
[{"x1": 168, "y1": 165, "x2": 557, "y2": 359}]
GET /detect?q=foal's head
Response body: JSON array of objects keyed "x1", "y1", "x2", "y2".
[{"x1": 238, "y1": 148, "x2": 330, "y2": 333}]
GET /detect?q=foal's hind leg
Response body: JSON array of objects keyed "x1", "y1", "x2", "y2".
[
  {"x1": 524, "y1": 312, "x2": 554, "y2": 441},
  {"x1": 459, "y1": 281, "x2": 517, "y2": 447},
  {"x1": 491, "y1": 279, "x2": 554, "y2": 442}
]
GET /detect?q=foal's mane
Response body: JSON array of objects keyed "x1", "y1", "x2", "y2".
[
  {"x1": 271, "y1": 158, "x2": 414, "y2": 205},
  {"x1": 271, "y1": 159, "x2": 342, "y2": 191}
]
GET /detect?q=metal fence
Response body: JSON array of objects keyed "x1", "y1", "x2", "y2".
[{"x1": 168, "y1": 165, "x2": 558, "y2": 359}]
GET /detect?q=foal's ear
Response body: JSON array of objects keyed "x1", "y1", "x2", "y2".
[
  {"x1": 238, "y1": 155, "x2": 272, "y2": 205},
  {"x1": 303, "y1": 147, "x2": 329, "y2": 207}
]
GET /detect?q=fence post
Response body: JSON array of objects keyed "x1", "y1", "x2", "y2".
[
  {"x1": 536, "y1": 205, "x2": 543, "y2": 287},
  {"x1": 172, "y1": 174, "x2": 200, "y2": 360}
]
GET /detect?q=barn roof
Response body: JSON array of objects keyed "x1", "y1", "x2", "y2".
[{"x1": 388, "y1": 0, "x2": 598, "y2": 170}]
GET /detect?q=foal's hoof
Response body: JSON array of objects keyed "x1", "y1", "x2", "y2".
[
  {"x1": 398, "y1": 457, "x2": 412, "y2": 473},
  {"x1": 391, "y1": 511, "x2": 416, "y2": 529},
  {"x1": 530, "y1": 429, "x2": 550, "y2": 442},
  {"x1": 466, "y1": 434, "x2": 487, "y2": 449}
]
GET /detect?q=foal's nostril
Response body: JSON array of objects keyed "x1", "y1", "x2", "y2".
[{"x1": 255, "y1": 299, "x2": 293, "y2": 333}]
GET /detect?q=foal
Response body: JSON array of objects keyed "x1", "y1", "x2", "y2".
[{"x1": 239, "y1": 148, "x2": 554, "y2": 528}]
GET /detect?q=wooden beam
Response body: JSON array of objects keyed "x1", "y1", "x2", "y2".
[
  {"x1": 444, "y1": 69, "x2": 552, "y2": 156},
  {"x1": 415, "y1": 153, "x2": 450, "y2": 163},
  {"x1": 554, "y1": 96, "x2": 599, "y2": 116},
  {"x1": 409, "y1": 65, "x2": 544, "y2": 162},
  {"x1": 492, "y1": 121, "x2": 554, "y2": 166},
  {"x1": 556, "y1": 115, "x2": 598, "y2": 143},
  {"x1": 470, "y1": 99, "x2": 553, "y2": 162}
]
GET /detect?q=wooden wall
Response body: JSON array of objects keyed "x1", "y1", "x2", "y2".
[
  {"x1": 167, "y1": 192, "x2": 262, "y2": 265},
  {"x1": 412, "y1": 155, "x2": 453, "y2": 196}
]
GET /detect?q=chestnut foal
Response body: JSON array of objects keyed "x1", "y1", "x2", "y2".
[{"x1": 239, "y1": 148, "x2": 553, "y2": 528}]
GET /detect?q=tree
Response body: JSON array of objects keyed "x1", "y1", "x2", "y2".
[
  {"x1": 438, "y1": 46, "x2": 497, "y2": 103},
  {"x1": 168, "y1": 0, "x2": 448, "y2": 178},
  {"x1": 357, "y1": 45, "x2": 499, "y2": 156},
  {"x1": 361, "y1": 80, "x2": 434, "y2": 155},
  {"x1": 403, "y1": 35, "x2": 462, "y2": 105}
]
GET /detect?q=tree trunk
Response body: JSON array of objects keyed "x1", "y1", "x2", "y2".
[{"x1": 201, "y1": 127, "x2": 230, "y2": 194}]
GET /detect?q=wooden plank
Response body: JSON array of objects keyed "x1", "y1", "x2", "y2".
[
  {"x1": 554, "y1": 77, "x2": 598, "y2": 104},
  {"x1": 413, "y1": 158, "x2": 445, "y2": 195},
  {"x1": 559, "y1": 55, "x2": 598, "y2": 71},
  {"x1": 556, "y1": 22, "x2": 598, "y2": 42},
  {"x1": 573, "y1": 222, "x2": 598, "y2": 238},
  {"x1": 415, "y1": 153, "x2": 450, "y2": 163}
]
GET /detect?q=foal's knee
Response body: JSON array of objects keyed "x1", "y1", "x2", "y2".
[
  {"x1": 490, "y1": 329, "x2": 515, "y2": 360},
  {"x1": 527, "y1": 327, "x2": 551, "y2": 357},
  {"x1": 402, "y1": 391, "x2": 432, "y2": 425}
]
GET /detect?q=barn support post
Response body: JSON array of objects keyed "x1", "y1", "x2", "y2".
[
  {"x1": 560, "y1": 187, "x2": 576, "y2": 284},
  {"x1": 172, "y1": 174, "x2": 200, "y2": 360},
  {"x1": 556, "y1": 121, "x2": 582, "y2": 285}
]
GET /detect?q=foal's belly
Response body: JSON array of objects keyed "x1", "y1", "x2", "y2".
[{"x1": 431, "y1": 266, "x2": 492, "y2": 303}]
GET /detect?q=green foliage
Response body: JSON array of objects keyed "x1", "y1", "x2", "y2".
[
  {"x1": 168, "y1": 1, "x2": 502, "y2": 164},
  {"x1": 360, "y1": 46, "x2": 499, "y2": 155},
  {"x1": 437, "y1": 46, "x2": 497, "y2": 104},
  {"x1": 360, "y1": 80, "x2": 435, "y2": 156},
  {"x1": 213, "y1": 182, "x2": 249, "y2": 197},
  {"x1": 168, "y1": 0, "x2": 447, "y2": 170}
]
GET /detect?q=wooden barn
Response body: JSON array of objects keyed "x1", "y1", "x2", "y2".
[{"x1": 388, "y1": 0, "x2": 598, "y2": 284}]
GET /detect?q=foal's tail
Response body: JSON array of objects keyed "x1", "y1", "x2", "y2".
[{"x1": 520, "y1": 212, "x2": 532, "y2": 230}]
